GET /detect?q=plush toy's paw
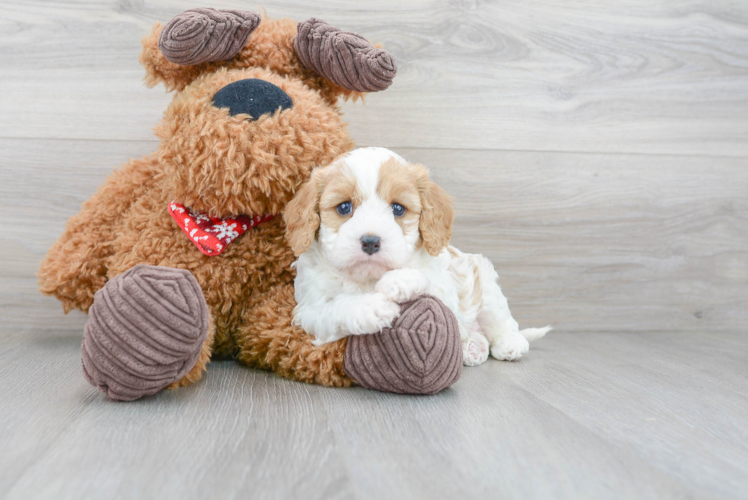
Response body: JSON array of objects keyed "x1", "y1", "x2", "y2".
[
  {"x1": 82, "y1": 265, "x2": 210, "y2": 401},
  {"x1": 344, "y1": 295, "x2": 462, "y2": 395},
  {"x1": 462, "y1": 332, "x2": 490, "y2": 367},
  {"x1": 348, "y1": 292, "x2": 401, "y2": 335},
  {"x1": 375, "y1": 269, "x2": 430, "y2": 303},
  {"x1": 490, "y1": 332, "x2": 530, "y2": 361}
]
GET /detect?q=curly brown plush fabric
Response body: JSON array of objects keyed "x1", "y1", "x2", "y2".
[
  {"x1": 82, "y1": 265, "x2": 210, "y2": 401},
  {"x1": 158, "y1": 8, "x2": 261, "y2": 66},
  {"x1": 294, "y1": 18, "x2": 397, "y2": 92},
  {"x1": 39, "y1": 64, "x2": 355, "y2": 391},
  {"x1": 38, "y1": 12, "x2": 410, "y2": 399},
  {"x1": 344, "y1": 296, "x2": 462, "y2": 395}
]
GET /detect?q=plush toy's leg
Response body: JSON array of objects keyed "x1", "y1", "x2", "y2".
[
  {"x1": 236, "y1": 282, "x2": 352, "y2": 387},
  {"x1": 344, "y1": 295, "x2": 463, "y2": 395},
  {"x1": 82, "y1": 265, "x2": 212, "y2": 401},
  {"x1": 166, "y1": 321, "x2": 215, "y2": 390}
]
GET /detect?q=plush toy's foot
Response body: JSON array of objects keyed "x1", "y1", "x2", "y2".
[
  {"x1": 82, "y1": 265, "x2": 210, "y2": 401},
  {"x1": 343, "y1": 295, "x2": 462, "y2": 395}
]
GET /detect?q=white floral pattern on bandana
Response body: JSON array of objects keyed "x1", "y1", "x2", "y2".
[{"x1": 168, "y1": 201, "x2": 275, "y2": 256}]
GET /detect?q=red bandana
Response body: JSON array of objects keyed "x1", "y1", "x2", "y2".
[{"x1": 169, "y1": 201, "x2": 275, "y2": 256}]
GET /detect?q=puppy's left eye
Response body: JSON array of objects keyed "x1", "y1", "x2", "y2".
[
  {"x1": 336, "y1": 201, "x2": 353, "y2": 216},
  {"x1": 392, "y1": 203, "x2": 406, "y2": 217}
]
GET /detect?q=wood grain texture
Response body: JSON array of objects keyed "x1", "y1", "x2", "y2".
[
  {"x1": 408, "y1": 147, "x2": 748, "y2": 334},
  {"x1": 3, "y1": 139, "x2": 746, "y2": 334},
  {"x1": 2, "y1": 330, "x2": 747, "y2": 499},
  {"x1": 0, "y1": 0, "x2": 747, "y2": 155}
]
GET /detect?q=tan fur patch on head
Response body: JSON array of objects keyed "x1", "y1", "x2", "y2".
[
  {"x1": 319, "y1": 163, "x2": 362, "y2": 233},
  {"x1": 377, "y1": 158, "x2": 422, "y2": 234}
]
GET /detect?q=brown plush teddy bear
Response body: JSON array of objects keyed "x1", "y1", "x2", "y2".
[{"x1": 38, "y1": 9, "x2": 462, "y2": 401}]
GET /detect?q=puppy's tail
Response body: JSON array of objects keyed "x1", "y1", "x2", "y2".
[{"x1": 520, "y1": 326, "x2": 552, "y2": 343}]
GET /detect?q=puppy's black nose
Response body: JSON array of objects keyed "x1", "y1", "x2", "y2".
[
  {"x1": 361, "y1": 235, "x2": 381, "y2": 255},
  {"x1": 212, "y1": 79, "x2": 293, "y2": 120}
]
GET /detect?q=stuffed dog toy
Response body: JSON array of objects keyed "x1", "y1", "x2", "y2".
[
  {"x1": 284, "y1": 147, "x2": 550, "y2": 366},
  {"x1": 39, "y1": 9, "x2": 463, "y2": 399}
]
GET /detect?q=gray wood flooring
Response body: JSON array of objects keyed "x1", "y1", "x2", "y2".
[
  {"x1": 1, "y1": 1, "x2": 747, "y2": 499},
  {"x1": 2, "y1": 330, "x2": 747, "y2": 499}
]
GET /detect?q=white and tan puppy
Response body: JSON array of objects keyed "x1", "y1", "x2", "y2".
[{"x1": 284, "y1": 147, "x2": 549, "y2": 366}]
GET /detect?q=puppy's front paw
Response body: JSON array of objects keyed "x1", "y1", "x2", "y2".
[
  {"x1": 490, "y1": 332, "x2": 529, "y2": 361},
  {"x1": 349, "y1": 293, "x2": 401, "y2": 335},
  {"x1": 462, "y1": 334, "x2": 489, "y2": 366},
  {"x1": 375, "y1": 269, "x2": 430, "y2": 303}
]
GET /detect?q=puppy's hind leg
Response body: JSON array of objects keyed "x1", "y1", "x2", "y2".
[
  {"x1": 473, "y1": 255, "x2": 549, "y2": 361},
  {"x1": 462, "y1": 323, "x2": 490, "y2": 367}
]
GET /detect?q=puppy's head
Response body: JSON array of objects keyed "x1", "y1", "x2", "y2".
[{"x1": 284, "y1": 147, "x2": 454, "y2": 280}]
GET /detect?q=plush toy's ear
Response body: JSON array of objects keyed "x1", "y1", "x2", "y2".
[
  {"x1": 412, "y1": 164, "x2": 454, "y2": 256},
  {"x1": 294, "y1": 18, "x2": 397, "y2": 92},
  {"x1": 284, "y1": 169, "x2": 326, "y2": 256},
  {"x1": 140, "y1": 8, "x2": 260, "y2": 91},
  {"x1": 159, "y1": 9, "x2": 261, "y2": 65}
]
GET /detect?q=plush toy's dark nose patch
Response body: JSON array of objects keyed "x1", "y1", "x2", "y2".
[{"x1": 212, "y1": 79, "x2": 293, "y2": 120}]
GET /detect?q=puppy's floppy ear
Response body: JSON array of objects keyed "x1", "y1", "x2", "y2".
[
  {"x1": 413, "y1": 164, "x2": 454, "y2": 256},
  {"x1": 284, "y1": 169, "x2": 325, "y2": 256}
]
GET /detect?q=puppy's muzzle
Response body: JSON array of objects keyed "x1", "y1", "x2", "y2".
[{"x1": 360, "y1": 235, "x2": 381, "y2": 255}]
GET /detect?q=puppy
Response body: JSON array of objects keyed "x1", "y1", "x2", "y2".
[{"x1": 284, "y1": 147, "x2": 550, "y2": 366}]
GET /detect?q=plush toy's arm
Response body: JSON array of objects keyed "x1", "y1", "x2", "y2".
[{"x1": 38, "y1": 156, "x2": 161, "y2": 313}]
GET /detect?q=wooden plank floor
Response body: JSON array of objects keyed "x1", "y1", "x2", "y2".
[
  {"x1": 2, "y1": 330, "x2": 747, "y2": 499},
  {"x1": 1, "y1": 1, "x2": 747, "y2": 499}
]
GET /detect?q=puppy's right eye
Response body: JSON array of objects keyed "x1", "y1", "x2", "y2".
[{"x1": 336, "y1": 201, "x2": 353, "y2": 216}]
